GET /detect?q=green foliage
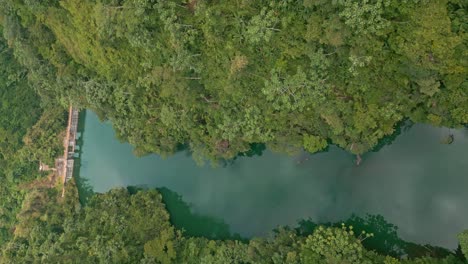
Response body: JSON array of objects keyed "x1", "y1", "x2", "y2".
[
  {"x1": 459, "y1": 230, "x2": 468, "y2": 259},
  {"x1": 0, "y1": 0, "x2": 464, "y2": 160},
  {"x1": 144, "y1": 227, "x2": 178, "y2": 264},
  {"x1": 0, "y1": 30, "x2": 66, "y2": 246},
  {"x1": 0, "y1": 35, "x2": 39, "y2": 169},
  {"x1": 303, "y1": 134, "x2": 328, "y2": 153},
  {"x1": 0, "y1": 1, "x2": 466, "y2": 262},
  {"x1": 246, "y1": 7, "x2": 280, "y2": 44},
  {"x1": 338, "y1": 0, "x2": 391, "y2": 35},
  {"x1": 301, "y1": 225, "x2": 372, "y2": 264}
]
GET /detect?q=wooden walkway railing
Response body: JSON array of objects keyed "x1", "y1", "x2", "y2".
[{"x1": 62, "y1": 106, "x2": 79, "y2": 187}]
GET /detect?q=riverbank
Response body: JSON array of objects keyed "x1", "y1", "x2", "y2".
[
  {"x1": 76, "y1": 110, "x2": 468, "y2": 250},
  {"x1": 4, "y1": 186, "x2": 467, "y2": 263}
]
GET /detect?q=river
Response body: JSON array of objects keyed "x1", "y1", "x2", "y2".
[{"x1": 76, "y1": 110, "x2": 468, "y2": 250}]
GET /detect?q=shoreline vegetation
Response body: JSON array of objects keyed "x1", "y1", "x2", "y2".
[
  {"x1": 0, "y1": 0, "x2": 465, "y2": 163},
  {"x1": 2, "y1": 184, "x2": 468, "y2": 264},
  {"x1": 0, "y1": 0, "x2": 467, "y2": 263},
  {"x1": 2, "y1": 103, "x2": 466, "y2": 263}
]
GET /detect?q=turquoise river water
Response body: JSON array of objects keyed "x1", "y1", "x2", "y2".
[{"x1": 77, "y1": 110, "x2": 468, "y2": 249}]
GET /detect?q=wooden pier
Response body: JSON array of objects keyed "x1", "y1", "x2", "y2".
[{"x1": 60, "y1": 106, "x2": 79, "y2": 196}]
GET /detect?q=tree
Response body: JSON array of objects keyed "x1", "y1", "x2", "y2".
[
  {"x1": 300, "y1": 225, "x2": 374, "y2": 264},
  {"x1": 245, "y1": 7, "x2": 280, "y2": 44},
  {"x1": 0, "y1": 0, "x2": 465, "y2": 161},
  {"x1": 459, "y1": 230, "x2": 468, "y2": 259},
  {"x1": 303, "y1": 134, "x2": 327, "y2": 153}
]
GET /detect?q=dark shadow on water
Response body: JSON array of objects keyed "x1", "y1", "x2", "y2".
[
  {"x1": 237, "y1": 143, "x2": 266, "y2": 158},
  {"x1": 158, "y1": 187, "x2": 244, "y2": 241},
  {"x1": 296, "y1": 214, "x2": 460, "y2": 260},
  {"x1": 75, "y1": 172, "x2": 93, "y2": 205},
  {"x1": 176, "y1": 143, "x2": 190, "y2": 153},
  {"x1": 77, "y1": 110, "x2": 87, "y2": 134},
  {"x1": 185, "y1": 143, "x2": 268, "y2": 168},
  {"x1": 76, "y1": 184, "x2": 465, "y2": 260},
  {"x1": 74, "y1": 110, "x2": 94, "y2": 205},
  {"x1": 371, "y1": 120, "x2": 414, "y2": 152},
  {"x1": 126, "y1": 185, "x2": 147, "y2": 195},
  {"x1": 88, "y1": 185, "x2": 244, "y2": 241},
  {"x1": 344, "y1": 214, "x2": 404, "y2": 257}
]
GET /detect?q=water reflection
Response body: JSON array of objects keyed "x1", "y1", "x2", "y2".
[
  {"x1": 77, "y1": 110, "x2": 468, "y2": 249},
  {"x1": 126, "y1": 186, "x2": 466, "y2": 260},
  {"x1": 368, "y1": 120, "x2": 412, "y2": 153},
  {"x1": 159, "y1": 187, "x2": 243, "y2": 240},
  {"x1": 73, "y1": 111, "x2": 94, "y2": 204},
  {"x1": 237, "y1": 143, "x2": 267, "y2": 158}
]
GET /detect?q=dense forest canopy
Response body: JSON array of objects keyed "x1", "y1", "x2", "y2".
[
  {"x1": 0, "y1": 0, "x2": 465, "y2": 161},
  {"x1": 0, "y1": 0, "x2": 467, "y2": 263},
  {"x1": 0, "y1": 32, "x2": 65, "y2": 244}
]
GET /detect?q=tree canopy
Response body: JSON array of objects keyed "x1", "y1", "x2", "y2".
[
  {"x1": 0, "y1": 0, "x2": 465, "y2": 161},
  {"x1": 0, "y1": 31, "x2": 65, "y2": 244},
  {"x1": 0, "y1": 1, "x2": 466, "y2": 263}
]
